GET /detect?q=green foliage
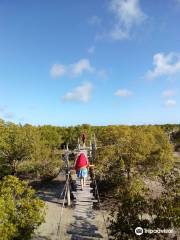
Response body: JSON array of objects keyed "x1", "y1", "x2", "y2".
[
  {"x1": 0, "y1": 119, "x2": 179, "y2": 239},
  {"x1": 36, "y1": 150, "x2": 62, "y2": 180},
  {"x1": 0, "y1": 121, "x2": 63, "y2": 179},
  {"x1": 0, "y1": 123, "x2": 34, "y2": 176},
  {"x1": 93, "y1": 125, "x2": 178, "y2": 239},
  {"x1": 142, "y1": 126, "x2": 174, "y2": 175},
  {"x1": 61, "y1": 124, "x2": 93, "y2": 149},
  {"x1": 96, "y1": 126, "x2": 174, "y2": 185},
  {"x1": 110, "y1": 172, "x2": 180, "y2": 240},
  {"x1": 110, "y1": 194, "x2": 150, "y2": 239},
  {"x1": 38, "y1": 125, "x2": 62, "y2": 149},
  {"x1": 0, "y1": 176, "x2": 45, "y2": 240}
]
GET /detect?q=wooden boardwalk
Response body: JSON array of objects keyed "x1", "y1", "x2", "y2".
[
  {"x1": 32, "y1": 146, "x2": 109, "y2": 240},
  {"x1": 67, "y1": 177, "x2": 107, "y2": 240}
]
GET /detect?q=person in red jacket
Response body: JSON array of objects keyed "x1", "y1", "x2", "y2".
[{"x1": 74, "y1": 152, "x2": 89, "y2": 190}]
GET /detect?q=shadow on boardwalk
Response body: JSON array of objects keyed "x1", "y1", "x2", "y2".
[
  {"x1": 31, "y1": 174, "x2": 108, "y2": 240},
  {"x1": 66, "y1": 179, "x2": 105, "y2": 240},
  {"x1": 67, "y1": 215, "x2": 104, "y2": 240}
]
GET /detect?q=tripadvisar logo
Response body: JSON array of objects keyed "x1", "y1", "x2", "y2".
[
  {"x1": 135, "y1": 227, "x2": 143, "y2": 235},
  {"x1": 135, "y1": 227, "x2": 174, "y2": 236}
]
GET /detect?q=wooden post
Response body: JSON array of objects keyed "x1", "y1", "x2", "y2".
[
  {"x1": 92, "y1": 143, "x2": 96, "y2": 164},
  {"x1": 89, "y1": 140, "x2": 92, "y2": 160},
  {"x1": 66, "y1": 143, "x2": 69, "y2": 151},
  {"x1": 65, "y1": 143, "x2": 71, "y2": 206},
  {"x1": 91, "y1": 134, "x2": 97, "y2": 164},
  {"x1": 93, "y1": 134, "x2": 97, "y2": 149},
  {"x1": 67, "y1": 181, "x2": 71, "y2": 206},
  {"x1": 78, "y1": 138, "x2": 80, "y2": 150}
]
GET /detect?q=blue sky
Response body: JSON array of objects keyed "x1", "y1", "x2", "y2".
[{"x1": 0, "y1": 0, "x2": 180, "y2": 126}]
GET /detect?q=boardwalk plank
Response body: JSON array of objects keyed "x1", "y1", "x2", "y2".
[{"x1": 67, "y1": 176, "x2": 106, "y2": 239}]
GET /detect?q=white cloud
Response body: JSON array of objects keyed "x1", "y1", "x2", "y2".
[
  {"x1": 70, "y1": 59, "x2": 94, "y2": 76},
  {"x1": 50, "y1": 64, "x2": 66, "y2": 78},
  {"x1": 146, "y1": 52, "x2": 180, "y2": 79},
  {"x1": 62, "y1": 82, "x2": 93, "y2": 103},
  {"x1": 109, "y1": 0, "x2": 146, "y2": 40},
  {"x1": 162, "y1": 89, "x2": 177, "y2": 98},
  {"x1": 50, "y1": 59, "x2": 94, "y2": 78},
  {"x1": 88, "y1": 16, "x2": 102, "y2": 25},
  {"x1": 115, "y1": 89, "x2": 133, "y2": 97},
  {"x1": 164, "y1": 99, "x2": 176, "y2": 107},
  {"x1": 88, "y1": 46, "x2": 95, "y2": 54}
]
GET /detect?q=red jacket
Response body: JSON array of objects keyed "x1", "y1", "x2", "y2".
[{"x1": 75, "y1": 153, "x2": 88, "y2": 170}]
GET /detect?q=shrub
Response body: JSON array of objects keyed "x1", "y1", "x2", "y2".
[{"x1": 0, "y1": 176, "x2": 45, "y2": 240}]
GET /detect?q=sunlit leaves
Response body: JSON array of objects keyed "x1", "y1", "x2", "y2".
[{"x1": 0, "y1": 176, "x2": 45, "y2": 240}]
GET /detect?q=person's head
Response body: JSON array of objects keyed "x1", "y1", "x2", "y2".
[{"x1": 80, "y1": 150, "x2": 87, "y2": 157}]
